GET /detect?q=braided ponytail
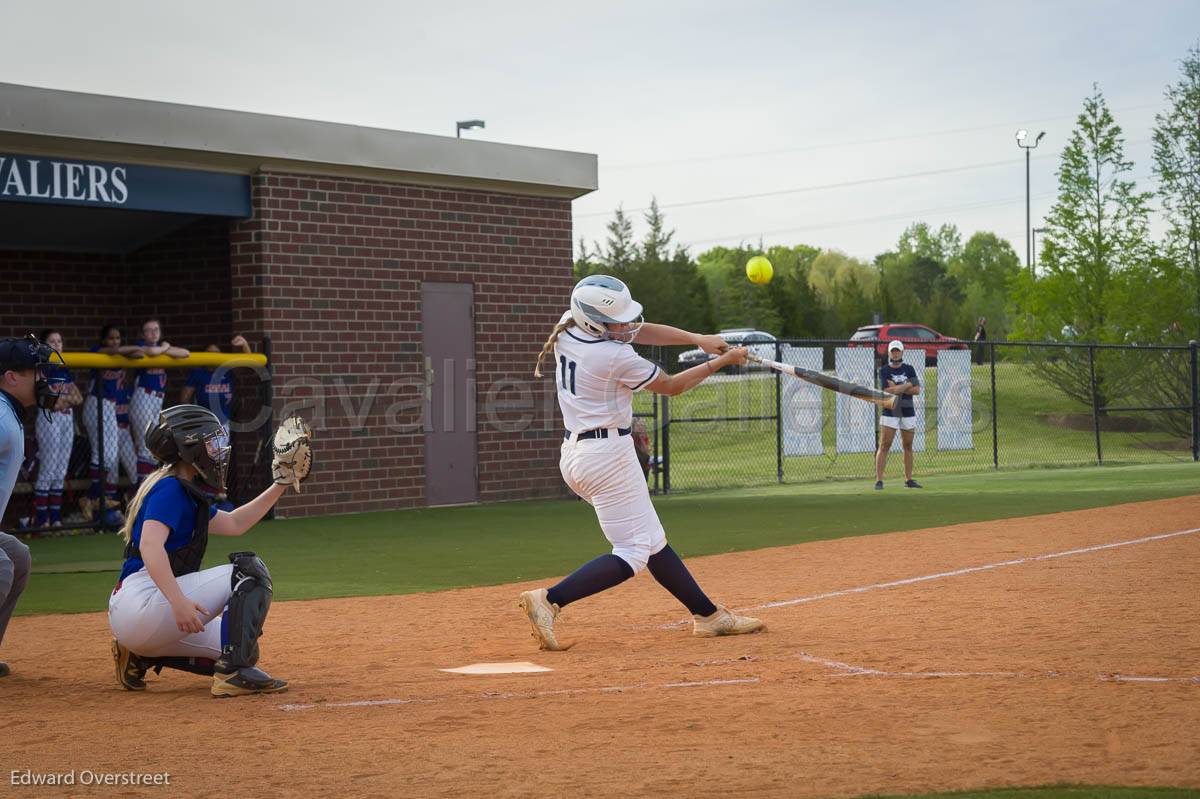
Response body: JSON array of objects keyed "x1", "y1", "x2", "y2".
[{"x1": 534, "y1": 318, "x2": 576, "y2": 378}]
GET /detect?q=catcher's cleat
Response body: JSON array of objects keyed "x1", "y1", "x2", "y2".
[
  {"x1": 518, "y1": 588, "x2": 563, "y2": 651},
  {"x1": 211, "y1": 666, "x2": 288, "y2": 698},
  {"x1": 112, "y1": 639, "x2": 148, "y2": 691},
  {"x1": 693, "y1": 605, "x2": 766, "y2": 638}
]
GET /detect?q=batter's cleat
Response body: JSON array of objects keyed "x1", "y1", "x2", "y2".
[
  {"x1": 211, "y1": 666, "x2": 288, "y2": 698},
  {"x1": 112, "y1": 639, "x2": 148, "y2": 691},
  {"x1": 0, "y1": 661, "x2": 10, "y2": 678},
  {"x1": 874, "y1": 480, "x2": 883, "y2": 490},
  {"x1": 518, "y1": 588, "x2": 563, "y2": 651},
  {"x1": 693, "y1": 605, "x2": 766, "y2": 638},
  {"x1": 905, "y1": 479, "x2": 923, "y2": 489}
]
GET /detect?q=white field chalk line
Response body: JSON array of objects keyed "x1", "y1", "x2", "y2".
[
  {"x1": 660, "y1": 525, "x2": 1200, "y2": 629},
  {"x1": 278, "y1": 676, "x2": 760, "y2": 712},
  {"x1": 795, "y1": 652, "x2": 1200, "y2": 684}
]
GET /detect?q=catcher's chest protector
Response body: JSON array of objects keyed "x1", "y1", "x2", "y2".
[{"x1": 123, "y1": 480, "x2": 212, "y2": 577}]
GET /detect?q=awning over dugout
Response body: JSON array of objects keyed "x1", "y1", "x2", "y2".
[{"x1": 0, "y1": 153, "x2": 251, "y2": 253}]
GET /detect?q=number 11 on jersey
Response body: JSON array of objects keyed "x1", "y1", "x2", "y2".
[{"x1": 559, "y1": 355, "x2": 576, "y2": 394}]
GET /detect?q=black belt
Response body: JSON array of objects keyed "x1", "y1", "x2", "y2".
[{"x1": 565, "y1": 427, "x2": 632, "y2": 441}]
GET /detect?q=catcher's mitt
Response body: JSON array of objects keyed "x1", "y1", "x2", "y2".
[{"x1": 272, "y1": 416, "x2": 313, "y2": 492}]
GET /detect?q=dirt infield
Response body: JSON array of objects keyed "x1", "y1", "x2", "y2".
[{"x1": 6, "y1": 496, "x2": 1200, "y2": 798}]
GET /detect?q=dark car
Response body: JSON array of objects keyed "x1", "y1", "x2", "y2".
[{"x1": 848, "y1": 323, "x2": 968, "y2": 366}]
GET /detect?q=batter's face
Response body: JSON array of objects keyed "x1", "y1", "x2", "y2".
[
  {"x1": 45, "y1": 332, "x2": 63, "y2": 352},
  {"x1": 142, "y1": 321, "x2": 161, "y2": 344},
  {"x1": 605, "y1": 321, "x2": 642, "y2": 344}
]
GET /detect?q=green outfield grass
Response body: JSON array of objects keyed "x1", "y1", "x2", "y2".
[
  {"x1": 636, "y1": 362, "x2": 1190, "y2": 492},
  {"x1": 857, "y1": 786, "x2": 1200, "y2": 799},
  {"x1": 16, "y1": 461, "x2": 1197, "y2": 615}
]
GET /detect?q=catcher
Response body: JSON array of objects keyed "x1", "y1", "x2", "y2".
[{"x1": 107, "y1": 407, "x2": 312, "y2": 697}]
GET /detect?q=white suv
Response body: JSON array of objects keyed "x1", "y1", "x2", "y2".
[{"x1": 677, "y1": 328, "x2": 777, "y2": 371}]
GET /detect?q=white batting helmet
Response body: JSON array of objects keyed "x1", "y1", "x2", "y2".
[{"x1": 570, "y1": 275, "x2": 644, "y2": 341}]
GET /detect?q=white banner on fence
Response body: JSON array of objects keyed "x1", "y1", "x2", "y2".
[
  {"x1": 780, "y1": 345, "x2": 823, "y2": 456},
  {"x1": 835, "y1": 347, "x2": 875, "y2": 454},
  {"x1": 888, "y1": 349, "x2": 927, "y2": 453},
  {"x1": 937, "y1": 349, "x2": 973, "y2": 450}
]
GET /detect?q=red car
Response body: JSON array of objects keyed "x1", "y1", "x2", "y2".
[{"x1": 848, "y1": 323, "x2": 969, "y2": 365}]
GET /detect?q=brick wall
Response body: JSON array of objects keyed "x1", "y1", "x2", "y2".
[{"x1": 231, "y1": 172, "x2": 576, "y2": 517}]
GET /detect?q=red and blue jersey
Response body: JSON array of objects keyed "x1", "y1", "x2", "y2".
[
  {"x1": 135, "y1": 339, "x2": 167, "y2": 393},
  {"x1": 88, "y1": 345, "x2": 126, "y2": 402},
  {"x1": 115, "y1": 386, "x2": 132, "y2": 428},
  {"x1": 186, "y1": 367, "x2": 233, "y2": 421},
  {"x1": 43, "y1": 364, "x2": 74, "y2": 389}
]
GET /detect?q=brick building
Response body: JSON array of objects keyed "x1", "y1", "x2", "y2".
[{"x1": 0, "y1": 82, "x2": 596, "y2": 519}]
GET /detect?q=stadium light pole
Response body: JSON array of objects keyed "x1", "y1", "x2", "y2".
[
  {"x1": 456, "y1": 119, "x2": 485, "y2": 138},
  {"x1": 1016, "y1": 129, "x2": 1046, "y2": 275},
  {"x1": 1032, "y1": 226, "x2": 1048, "y2": 274}
]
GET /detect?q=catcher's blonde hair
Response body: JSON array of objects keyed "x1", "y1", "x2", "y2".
[
  {"x1": 533, "y1": 317, "x2": 577, "y2": 378},
  {"x1": 119, "y1": 463, "x2": 181, "y2": 543}
]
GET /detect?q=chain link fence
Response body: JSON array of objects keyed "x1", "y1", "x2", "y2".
[
  {"x1": 632, "y1": 339, "x2": 1199, "y2": 493},
  {"x1": 4, "y1": 355, "x2": 273, "y2": 536}
]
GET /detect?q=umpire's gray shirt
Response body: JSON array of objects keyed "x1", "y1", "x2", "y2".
[{"x1": 0, "y1": 393, "x2": 24, "y2": 520}]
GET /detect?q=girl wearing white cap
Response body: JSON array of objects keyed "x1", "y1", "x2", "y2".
[{"x1": 875, "y1": 340, "x2": 922, "y2": 490}]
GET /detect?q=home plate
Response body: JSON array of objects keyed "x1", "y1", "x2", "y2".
[{"x1": 439, "y1": 662, "x2": 553, "y2": 675}]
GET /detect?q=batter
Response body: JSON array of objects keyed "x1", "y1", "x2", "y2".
[{"x1": 519, "y1": 274, "x2": 765, "y2": 650}]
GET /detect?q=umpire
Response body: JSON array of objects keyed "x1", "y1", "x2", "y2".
[{"x1": 0, "y1": 336, "x2": 56, "y2": 677}]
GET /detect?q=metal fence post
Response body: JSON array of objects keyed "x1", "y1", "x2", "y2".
[
  {"x1": 262, "y1": 334, "x2": 276, "y2": 519},
  {"x1": 93, "y1": 375, "x2": 106, "y2": 532},
  {"x1": 989, "y1": 342, "x2": 998, "y2": 469},
  {"x1": 775, "y1": 341, "x2": 783, "y2": 484},
  {"x1": 661, "y1": 392, "x2": 671, "y2": 494},
  {"x1": 1190, "y1": 340, "x2": 1198, "y2": 463},
  {"x1": 651, "y1": 389, "x2": 660, "y2": 493},
  {"x1": 1088, "y1": 345, "x2": 1102, "y2": 465}
]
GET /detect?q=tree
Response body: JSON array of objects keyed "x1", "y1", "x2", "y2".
[
  {"x1": 949, "y1": 232, "x2": 1021, "y2": 339},
  {"x1": 875, "y1": 223, "x2": 962, "y2": 333},
  {"x1": 1010, "y1": 85, "x2": 1153, "y2": 409},
  {"x1": 1152, "y1": 43, "x2": 1200, "y2": 340}
]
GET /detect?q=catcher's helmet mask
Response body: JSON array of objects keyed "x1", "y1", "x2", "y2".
[
  {"x1": 146, "y1": 404, "x2": 230, "y2": 491},
  {"x1": 570, "y1": 274, "x2": 644, "y2": 343}
]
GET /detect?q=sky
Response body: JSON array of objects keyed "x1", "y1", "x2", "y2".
[{"x1": 2, "y1": 0, "x2": 1196, "y2": 262}]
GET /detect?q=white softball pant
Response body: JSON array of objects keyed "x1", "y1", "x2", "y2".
[
  {"x1": 130, "y1": 388, "x2": 164, "y2": 463},
  {"x1": 34, "y1": 410, "x2": 74, "y2": 492},
  {"x1": 82, "y1": 396, "x2": 118, "y2": 476},
  {"x1": 108, "y1": 564, "x2": 234, "y2": 659},
  {"x1": 560, "y1": 433, "x2": 666, "y2": 574},
  {"x1": 117, "y1": 426, "x2": 137, "y2": 484}
]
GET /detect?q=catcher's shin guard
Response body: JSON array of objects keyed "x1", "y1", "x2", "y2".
[{"x1": 214, "y1": 552, "x2": 273, "y2": 673}]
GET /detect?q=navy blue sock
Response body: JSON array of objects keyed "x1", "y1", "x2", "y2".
[
  {"x1": 546, "y1": 554, "x2": 634, "y2": 608},
  {"x1": 647, "y1": 545, "x2": 717, "y2": 617}
]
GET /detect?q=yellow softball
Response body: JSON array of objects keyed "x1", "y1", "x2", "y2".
[{"x1": 746, "y1": 255, "x2": 773, "y2": 285}]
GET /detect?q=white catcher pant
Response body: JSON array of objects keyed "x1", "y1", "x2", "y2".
[
  {"x1": 130, "y1": 388, "x2": 164, "y2": 464},
  {"x1": 82, "y1": 396, "x2": 118, "y2": 477},
  {"x1": 108, "y1": 565, "x2": 234, "y2": 659},
  {"x1": 560, "y1": 434, "x2": 666, "y2": 574},
  {"x1": 34, "y1": 410, "x2": 73, "y2": 492}
]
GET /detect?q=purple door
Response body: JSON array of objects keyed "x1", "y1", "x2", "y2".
[{"x1": 421, "y1": 282, "x2": 478, "y2": 506}]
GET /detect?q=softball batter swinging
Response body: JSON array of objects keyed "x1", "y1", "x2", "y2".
[
  {"x1": 108, "y1": 407, "x2": 312, "y2": 697},
  {"x1": 519, "y1": 275, "x2": 765, "y2": 650}
]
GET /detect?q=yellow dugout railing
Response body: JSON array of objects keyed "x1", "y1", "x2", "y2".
[{"x1": 58, "y1": 352, "x2": 269, "y2": 369}]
